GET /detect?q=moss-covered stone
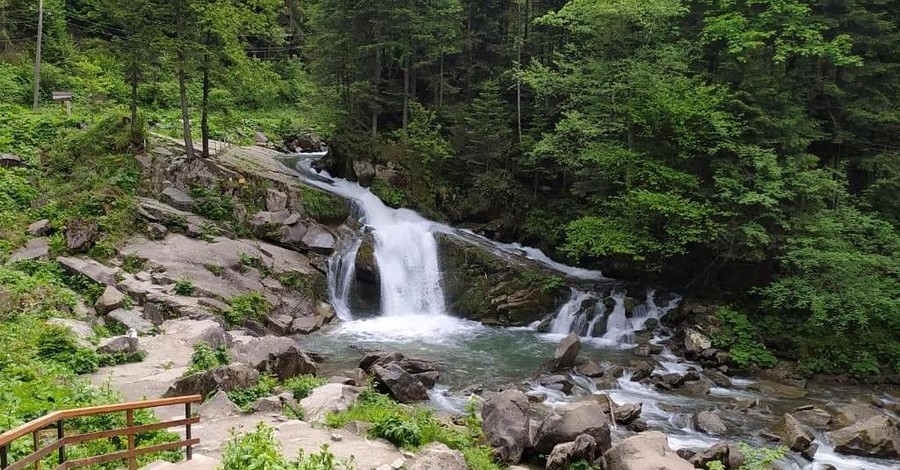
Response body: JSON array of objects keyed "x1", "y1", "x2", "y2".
[{"x1": 437, "y1": 235, "x2": 568, "y2": 326}]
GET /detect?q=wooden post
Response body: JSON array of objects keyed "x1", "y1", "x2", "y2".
[
  {"x1": 126, "y1": 410, "x2": 136, "y2": 470},
  {"x1": 1, "y1": 443, "x2": 8, "y2": 468},
  {"x1": 32, "y1": 431, "x2": 40, "y2": 470},
  {"x1": 32, "y1": 0, "x2": 43, "y2": 111},
  {"x1": 185, "y1": 403, "x2": 193, "y2": 461},
  {"x1": 56, "y1": 420, "x2": 65, "y2": 466}
]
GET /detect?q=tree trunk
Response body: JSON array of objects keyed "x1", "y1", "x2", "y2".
[
  {"x1": 177, "y1": 62, "x2": 194, "y2": 159},
  {"x1": 201, "y1": 56, "x2": 210, "y2": 158},
  {"x1": 130, "y1": 60, "x2": 140, "y2": 148},
  {"x1": 438, "y1": 54, "x2": 444, "y2": 108},
  {"x1": 371, "y1": 46, "x2": 382, "y2": 136},
  {"x1": 402, "y1": 57, "x2": 410, "y2": 130}
]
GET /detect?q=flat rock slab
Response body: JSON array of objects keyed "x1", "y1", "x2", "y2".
[
  {"x1": 9, "y1": 238, "x2": 50, "y2": 263},
  {"x1": 160, "y1": 187, "x2": 196, "y2": 211},
  {"x1": 57, "y1": 256, "x2": 119, "y2": 285}
]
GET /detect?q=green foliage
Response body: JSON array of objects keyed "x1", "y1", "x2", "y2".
[
  {"x1": 224, "y1": 292, "x2": 273, "y2": 325},
  {"x1": 711, "y1": 307, "x2": 778, "y2": 370},
  {"x1": 173, "y1": 277, "x2": 195, "y2": 296},
  {"x1": 35, "y1": 325, "x2": 100, "y2": 374},
  {"x1": 736, "y1": 443, "x2": 786, "y2": 469},
  {"x1": 186, "y1": 343, "x2": 230, "y2": 376},
  {"x1": 371, "y1": 181, "x2": 407, "y2": 208},
  {"x1": 227, "y1": 375, "x2": 278, "y2": 412},
  {"x1": 299, "y1": 187, "x2": 348, "y2": 224},
  {"x1": 190, "y1": 183, "x2": 235, "y2": 221},
  {"x1": 283, "y1": 375, "x2": 326, "y2": 400},
  {"x1": 373, "y1": 415, "x2": 423, "y2": 449},
  {"x1": 221, "y1": 423, "x2": 355, "y2": 470}
]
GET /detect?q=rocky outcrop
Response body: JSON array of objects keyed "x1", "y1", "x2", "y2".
[
  {"x1": 107, "y1": 308, "x2": 155, "y2": 335},
  {"x1": 164, "y1": 363, "x2": 260, "y2": 397},
  {"x1": 97, "y1": 335, "x2": 139, "y2": 355},
  {"x1": 438, "y1": 235, "x2": 568, "y2": 326},
  {"x1": 546, "y1": 434, "x2": 596, "y2": 470},
  {"x1": 828, "y1": 416, "x2": 900, "y2": 458},
  {"x1": 694, "y1": 411, "x2": 727, "y2": 435},
  {"x1": 300, "y1": 383, "x2": 361, "y2": 423},
  {"x1": 8, "y1": 238, "x2": 50, "y2": 263},
  {"x1": 58, "y1": 256, "x2": 119, "y2": 286},
  {"x1": 199, "y1": 391, "x2": 241, "y2": 420},
  {"x1": 95, "y1": 285, "x2": 125, "y2": 314},
  {"x1": 409, "y1": 443, "x2": 467, "y2": 470},
  {"x1": 832, "y1": 404, "x2": 880, "y2": 429},
  {"x1": 372, "y1": 363, "x2": 429, "y2": 403},
  {"x1": 481, "y1": 390, "x2": 531, "y2": 464},
  {"x1": 533, "y1": 401, "x2": 611, "y2": 455},
  {"x1": 160, "y1": 187, "x2": 196, "y2": 211},
  {"x1": 552, "y1": 333, "x2": 581, "y2": 371},
  {"x1": 601, "y1": 431, "x2": 693, "y2": 470},
  {"x1": 687, "y1": 442, "x2": 744, "y2": 469},
  {"x1": 228, "y1": 333, "x2": 317, "y2": 380},
  {"x1": 773, "y1": 413, "x2": 813, "y2": 451}
]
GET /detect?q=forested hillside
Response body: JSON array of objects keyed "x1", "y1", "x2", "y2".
[{"x1": 1, "y1": 0, "x2": 898, "y2": 377}]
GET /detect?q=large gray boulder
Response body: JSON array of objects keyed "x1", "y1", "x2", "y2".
[
  {"x1": 371, "y1": 363, "x2": 428, "y2": 403},
  {"x1": 481, "y1": 390, "x2": 531, "y2": 464},
  {"x1": 228, "y1": 334, "x2": 316, "y2": 380},
  {"x1": 96, "y1": 335, "x2": 139, "y2": 355},
  {"x1": 300, "y1": 383, "x2": 361, "y2": 423},
  {"x1": 773, "y1": 413, "x2": 813, "y2": 451},
  {"x1": 57, "y1": 256, "x2": 119, "y2": 286},
  {"x1": 694, "y1": 411, "x2": 727, "y2": 435},
  {"x1": 160, "y1": 187, "x2": 196, "y2": 211},
  {"x1": 408, "y1": 442, "x2": 467, "y2": 470},
  {"x1": 200, "y1": 391, "x2": 241, "y2": 420},
  {"x1": 828, "y1": 416, "x2": 900, "y2": 458},
  {"x1": 95, "y1": 285, "x2": 125, "y2": 315},
  {"x1": 9, "y1": 238, "x2": 50, "y2": 263},
  {"x1": 164, "y1": 363, "x2": 260, "y2": 397},
  {"x1": 683, "y1": 328, "x2": 712, "y2": 357},
  {"x1": 301, "y1": 225, "x2": 336, "y2": 254},
  {"x1": 601, "y1": 431, "x2": 694, "y2": 470},
  {"x1": 107, "y1": 308, "x2": 154, "y2": 335},
  {"x1": 65, "y1": 219, "x2": 99, "y2": 252},
  {"x1": 553, "y1": 333, "x2": 581, "y2": 371},
  {"x1": 831, "y1": 404, "x2": 881, "y2": 429},
  {"x1": 546, "y1": 434, "x2": 596, "y2": 470},
  {"x1": 534, "y1": 401, "x2": 611, "y2": 454},
  {"x1": 27, "y1": 219, "x2": 51, "y2": 236},
  {"x1": 353, "y1": 161, "x2": 376, "y2": 187}
]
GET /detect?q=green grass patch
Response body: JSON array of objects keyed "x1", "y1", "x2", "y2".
[{"x1": 224, "y1": 292, "x2": 272, "y2": 325}]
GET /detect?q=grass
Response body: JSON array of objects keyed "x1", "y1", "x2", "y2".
[{"x1": 224, "y1": 292, "x2": 272, "y2": 325}]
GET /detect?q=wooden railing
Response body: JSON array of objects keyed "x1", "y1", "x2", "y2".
[{"x1": 0, "y1": 395, "x2": 202, "y2": 470}]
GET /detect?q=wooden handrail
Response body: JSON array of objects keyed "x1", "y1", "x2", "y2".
[{"x1": 0, "y1": 395, "x2": 202, "y2": 470}]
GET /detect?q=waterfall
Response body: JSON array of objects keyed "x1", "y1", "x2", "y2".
[
  {"x1": 549, "y1": 291, "x2": 593, "y2": 334},
  {"x1": 327, "y1": 238, "x2": 361, "y2": 320}
]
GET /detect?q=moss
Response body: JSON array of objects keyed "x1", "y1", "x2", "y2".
[{"x1": 299, "y1": 186, "x2": 349, "y2": 224}]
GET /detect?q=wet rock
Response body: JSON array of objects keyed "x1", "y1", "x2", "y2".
[
  {"x1": 655, "y1": 373, "x2": 686, "y2": 390},
  {"x1": 628, "y1": 361, "x2": 655, "y2": 382},
  {"x1": 96, "y1": 334, "x2": 139, "y2": 355},
  {"x1": 534, "y1": 401, "x2": 611, "y2": 454},
  {"x1": 8, "y1": 237, "x2": 50, "y2": 263},
  {"x1": 353, "y1": 161, "x2": 376, "y2": 187},
  {"x1": 539, "y1": 375, "x2": 574, "y2": 394},
  {"x1": 553, "y1": 333, "x2": 581, "y2": 371},
  {"x1": 576, "y1": 360, "x2": 604, "y2": 378},
  {"x1": 409, "y1": 442, "x2": 466, "y2": 470},
  {"x1": 681, "y1": 379, "x2": 712, "y2": 396},
  {"x1": 801, "y1": 442, "x2": 819, "y2": 461},
  {"x1": 704, "y1": 369, "x2": 732, "y2": 388},
  {"x1": 108, "y1": 308, "x2": 154, "y2": 335},
  {"x1": 828, "y1": 416, "x2": 900, "y2": 458},
  {"x1": 694, "y1": 411, "x2": 727, "y2": 435},
  {"x1": 747, "y1": 380, "x2": 807, "y2": 399},
  {"x1": 773, "y1": 413, "x2": 813, "y2": 451},
  {"x1": 27, "y1": 219, "x2": 51, "y2": 236},
  {"x1": 684, "y1": 328, "x2": 712, "y2": 357},
  {"x1": 627, "y1": 419, "x2": 649, "y2": 432},
  {"x1": 229, "y1": 334, "x2": 317, "y2": 380},
  {"x1": 95, "y1": 285, "x2": 125, "y2": 315},
  {"x1": 481, "y1": 390, "x2": 531, "y2": 464},
  {"x1": 301, "y1": 383, "x2": 361, "y2": 423},
  {"x1": 65, "y1": 219, "x2": 100, "y2": 252},
  {"x1": 359, "y1": 351, "x2": 440, "y2": 377},
  {"x1": 160, "y1": 187, "x2": 195, "y2": 211},
  {"x1": 689, "y1": 442, "x2": 744, "y2": 470},
  {"x1": 301, "y1": 225, "x2": 336, "y2": 254},
  {"x1": 615, "y1": 403, "x2": 643, "y2": 425},
  {"x1": 0, "y1": 153, "x2": 26, "y2": 168},
  {"x1": 832, "y1": 403, "x2": 881, "y2": 429},
  {"x1": 355, "y1": 234, "x2": 379, "y2": 284},
  {"x1": 546, "y1": 434, "x2": 596, "y2": 470},
  {"x1": 792, "y1": 407, "x2": 831, "y2": 429},
  {"x1": 632, "y1": 342, "x2": 663, "y2": 357},
  {"x1": 57, "y1": 256, "x2": 119, "y2": 286},
  {"x1": 414, "y1": 371, "x2": 440, "y2": 388},
  {"x1": 600, "y1": 431, "x2": 693, "y2": 470},
  {"x1": 165, "y1": 363, "x2": 260, "y2": 397},
  {"x1": 200, "y1": 390, "x2": 241, "y2": 420},
  {"x1": 373, "y1": 363, "x2": 429, "y2": 403}
]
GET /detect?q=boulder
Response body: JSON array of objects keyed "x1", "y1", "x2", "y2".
[
  {"x1": 832, "y1": 404, "x2": 880, "y2": 429},
  {"x1": 615, "y1": 403, "x2": 642, "y2": 425},
  {"x1": 534, "y1": 401, "x2": 611, "y2": 454},
  {"x1": 688, "y1": 442, "x2": 744, "y2": 470},
  {"x1": 65, "y1": 219, "x2": 100, "y2": 252},
  {"x1": 747, "y1": 381, "x2": 807, "y2": 399},
  {"x1": 301, "y1": 225, "x2": 336, "y2": 254},
  {"x1": 266, "y1": 189, "x2": 288, "y2": 212},
  {"x1": 682, "y1": 379, "x2": 712, "y2": 396},
  {"x1": 828, "y1": 416, "x2": 900, "y2": 458},
  {"x1": 546, "y1": 434, "x2": 596, "y2": 470},
  {"x1": 694, "y1": 411, "x2": 727, "y2": 435},
  {"x1": 95, "y1": 285, "x2": 125, "y2": 315},
  {"x1": 164, "y1": 363, "x2": 260, "y2": 397},
  {"x1": 107, "y1": 308, "x2": 154, "y2": 335},
  {"x1": 8, "y1": 238, "x2": 50, "y2": 263},
  {"x1": 553, "y1": 333, "x2": 581, "y2": 371},
  {"x1": 96, "y1": 335, "x2": 139, "y2": 355},
  {"x1": 576, "y1": 360, "x2": 604, "y2": 378},
  {"x1": 253, "y1": 396, "x2": 283, "y2": 413},
  {"x1": 408, "y1": 442, "x2": 467, "y2": 470},
  {"x1": 147, "y1": 223, "x2": 168, "y2": 240},
  {"x1": 792, "y1": 407, "x2": 831, "y2": 429},
  {"x1": 539, "y1": 375, "x2": 574, "y2": 394},
  {"x1": 28, "y1": 219, "x2": 53, "y2": 237},
  {"x1": 228, "y1": 334, "x2": 317, "y2": 380},
  {"x1": 372, "y1": 363, "x2": 428, "y2": 403},
  {"x1": 160, "y1": 187, "x2": 196, "y2": 211},
  {"x1": 0, "y1": 153, "x2": 25, "y2": 168},
  {"x1": 300, "y1": 383, "x2": 361, "y2": 423},
  {"x1": 249, "y1": 210, "x2": 291, "y2": 236},
  {"x1": 353, "y1": 161, "x2": 376, "y2": 187},
  {"x1": 57, "y1": 256, "x2": 118, "y2": 286},
  {"x1": 773, "y1": 413, "x2": 813, "y2": 451},
  {"x1": 628, "y1": 361, "x2": 655, "y2": 382},
  {"x1": 684, "y1": 328, "x2": 712, "y2": 357},
  {"x1": 200, "y1": 391, "x2": 241, "y2": 420},
  {"x1": 360, "y1": 351, "x2": 441, "y2": 378},
  {"x1": 47, "y1": 318, "x2": 93, "y2": 347},
  {"x1": 280, "y1": 221, "x2": 308, "y2": 247},
  {"x1": 601, "y1": 431, "x2": 693, "y2": 470},
  {"x1": 481, "y1": 390, "x2": 531, "y2": 464},
  {"x1": 354, "y1": 234, "x2": 379, "y2": 284}
]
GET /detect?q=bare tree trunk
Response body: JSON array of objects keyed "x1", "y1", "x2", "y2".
[
  {"x1": 371, "y1": 46, "x2": 381, "y2": 136},
  {"x1": 402, "y1": 57, "x2": 410, "y2": 130},
  {"x1": 201, "y1": 56, "x2": 210, "y2": 158},
  {"x1": 177, "y1": 62, "x2": 194, "y2": 159},
  {"x1": 438, "y1": 54, "x2": 444, "y2": 108},
  {"x1": 130, "y1": 60, "x2": 140, "y2": 148}
]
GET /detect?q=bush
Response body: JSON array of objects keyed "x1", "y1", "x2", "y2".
[
  {"x1": 35, "y1": 324, "x2": 99, "y2": 374},
  {"x1": 711, "y1": 307, "x2": 777, "y2": 370},
  {"x1": 283, "y1": 375, "x2": 325, "y2": 400},
  {"x1": 221, "y1": 423, "x2": 355, "y2": 470},
  {"x1": 225, "y1": 292, "x2": 272, "y2": 325},
  {"x1": 190, "y1": 183, "x2": 235, "y2": 221},
  {"x1": 227, "y1": 375, "x2": 278, "y2": 412},
  {"x1": 174, "y1": 277, "x2": 195, "y2": 296},
  {"x1": 186, "y1": 343, "x2": 230, "y2": 376}
]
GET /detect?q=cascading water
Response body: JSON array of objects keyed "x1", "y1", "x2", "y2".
[{"x1": 328, "y1": 238, "x2": 361, "y2": 320}]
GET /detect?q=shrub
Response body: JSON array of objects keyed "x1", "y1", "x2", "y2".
[
  {"x1": 174, "y1": 277, "x2": 195, "y2": 296},
  {"x1": 711, "y1": 307, "x2": 777, "y2": 370},
  {"x1": 186, "y1": 343, "x2": 230, "y2": 376},
  {"x1": 227, "y1": 375, "x2": 278, "y2": 412},
  {"x1": 283, "y1": 375, "x2": 325, "y2": 400},
  {"x1": 35, "y1": 324, "x2": 99, "y2": 374},
  {"x1": 373, "y1": 415, "x2": 422, "y2": 449},
  {"x1": 224, "y1": 292, "x2": 272, "y2": 325},
  {"x1": 221, "y1": 422, "x2": 290, "y2": 470},
  {"x1": 190, "y1": 183, "x2": 235, "y2": 221}
]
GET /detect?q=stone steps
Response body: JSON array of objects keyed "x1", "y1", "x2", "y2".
[{"x1": 141, "y1": 453, "x2": 220, "y2": 470}]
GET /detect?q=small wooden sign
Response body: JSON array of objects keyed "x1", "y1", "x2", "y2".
[{"x1": 52, "y1": 91, "x2": 73, "y2": 116}]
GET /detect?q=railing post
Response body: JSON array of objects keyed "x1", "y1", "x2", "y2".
[
  {"x1": 184, "y1": 402, "x2": 192, "y2": 461},
  {"x1": 126, "y1": 410, "x2": 136, "y2": 470},
  {"x1": 1, "y1": 443, "x2": 8, "y2": 469},
  {"x1": 56, "y1": 420, "x2": 65, "y2": 467},
  {"x1": 32, "y1": 430, "x2": 40, "y2": 470}
]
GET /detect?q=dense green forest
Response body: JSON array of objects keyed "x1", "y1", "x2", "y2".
[{"x1": 1, "y1": 0, "x2": 898, "y2": 377}]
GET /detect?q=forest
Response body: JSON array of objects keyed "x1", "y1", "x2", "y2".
[{"x1": 1, "y1": 0, "x2": 898, "y2": 379}]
